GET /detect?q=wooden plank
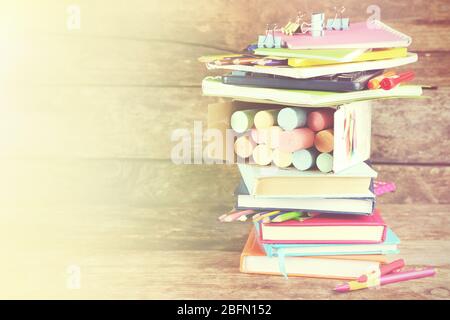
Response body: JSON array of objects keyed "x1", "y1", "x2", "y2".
[
  {"x1": 1, "y1": 204, "x2": 449, "y2": 299},
  {"x1": 4, "y1": 0, "x2": 450, "y2": 51},
  {"x1": 0, "y1": 160, "x2": 448, "y2": 205},
  {"x1": 8, "y1": 35, "x2": 450, "y2": 86},
  {"x1": 2, "y1": 86, "x2": 449, "y2": 163}
]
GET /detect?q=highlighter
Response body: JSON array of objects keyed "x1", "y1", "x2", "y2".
[
  {"x1": 380, "y1": 71, "x2": 415, "y2": 90},
  {"x1": 367, "y1": 71, "x2": 396, "y2": 90}
]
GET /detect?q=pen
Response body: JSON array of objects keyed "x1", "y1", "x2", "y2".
[
  {"x1": 357, "y1": 259, "x2": 405, "y2": 282},
  {"x1": 270, "y1": 211, "x2": 303, "y2": 223},
  {"x1": 334, "y1": 267, "x2": 436, "y2": 292},
  {"x1": 367, "y1": 70, "x2": 396, "y2": 89},
  {"x1": 380, "y1": 71, "x2": 415, "y2": 90}
]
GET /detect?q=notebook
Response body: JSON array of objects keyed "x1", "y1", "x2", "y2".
[
  {"x1": 288, "y1": 48, "x2": 408, "y2": 67},
  {"x1": 262, "y1": 228, "x2": 400, "y2": 257},
  {"x1": 240, "y1": 228, "x2": 386, "y2": 279},
  {"x1": 234, "y1": 179, "x2": 376, "y2": 215},
  {"x1": 256, "y1": 209, "x2": 387, "y2": 244},
  {"x1": 202, "y1": 76, "x2": 423, "y2": 107},
  {"x1": 206, "y1": 53, "x2": 417, "y2": 79},
  {"x1": 238, "y1": 162, "x2": 377, "y2": 197},
  {"x1": 253, "y1": 48, "x2": 368, "y2": 62},
  {"x1": 277, "y1": 21, "x2": 412, "y2": 49}
]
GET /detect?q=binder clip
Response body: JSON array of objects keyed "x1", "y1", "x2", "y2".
[
  {"x1": 327, "y1": 6, "x2": 349, "y2": 30},
  {"x1": 300, "y1": 12, "x2": 325, "y2": 37},
  {"x1": 258, "y1": 24, "x2": 282, "y2": 48},
  {"x1": 281, "y1": 12, "x2": 305, "y2": 35}
]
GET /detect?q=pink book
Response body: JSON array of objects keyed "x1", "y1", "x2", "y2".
[
  {"x1": 275, "y1": 21, "x2": 411, "y2": 49},
  {"x1": 258, "y1": 209, "x2": 387, "y2": 244}
]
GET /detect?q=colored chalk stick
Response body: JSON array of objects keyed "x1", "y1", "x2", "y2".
[
  {"x1": 230, "y1": 109, "x2": 258, "y2": 133},
  {"x1": 316, "y1": 152, "x2": 333, "y2": 173},
  {"x1": 278, "y1": 127, "x2": 315, "y2": 153},
  {"x1": 250, "y1": 126, "x2": 282, "y2": 148},
  {"x1": 277, "y1": 107, "x2": 308, "y2": 131},
  {"x1": 234, "y1": 135, "x2": 256, "y2": 158},
  {"x1": 307, "y1": 109, "x2": 335, "y2": 132},
  {"x1": 314, "y1": 129, "x2": 334, "y2": 153},
  {"x1": 254, "y1": 109, "x2": 279, "y2": 129},
  {"x1": 272, "y1": 149, "x2": 293, "y2": 168},
  {"x1": 252, "y1": 144, "x2": 273, "y2": 166},
  {"x1": 292, "y1": 148, "x2": 319, "y2": 171}
]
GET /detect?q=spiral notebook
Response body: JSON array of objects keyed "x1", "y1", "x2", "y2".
[{"x1": 276, "y1": 21, "x2": 412, "y2": 49}]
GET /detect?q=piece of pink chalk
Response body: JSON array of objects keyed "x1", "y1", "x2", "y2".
[
  {"x1": 307, "y1": 109, "x2": 335, "y2": 132},
  {"x1": 278, "y1": 128, "x2": 315, "y2": 153}
]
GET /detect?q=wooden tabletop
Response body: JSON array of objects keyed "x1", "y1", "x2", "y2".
[{"x1": 1, "y1": 202, "x2": 449, "y2": 299}]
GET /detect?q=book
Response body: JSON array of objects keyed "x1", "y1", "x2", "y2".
[
  {"x1": 234, "y1": 179, "x2": 376, "y2": 215},
  {"x1": 253, "y1": 48, "x2": 368, "y2": 62},
  {"x1": 206, "y1": 53, "x2": 418, "y2": 79},
  {"x1": 277, "y1": 21, "x2": 412, "y2": 49},
  {"x1": 238, "y1": 162, "x2": 377, "y2": 197},
  {"x1": 262, "y1": 228, "x2": 400, "y2": 257},
  {"x1": 202, "y1": 76, "x2": 423, "y2": 107},
  {"x1": 287, "y1": 47, "x2": 408, "y2": 67},
  {"x1": 240, "y1": 228, "x2": 387, "y2": 279},
  {"x1": 256, "y1": 209, "x2": 387, "y2": 244}
]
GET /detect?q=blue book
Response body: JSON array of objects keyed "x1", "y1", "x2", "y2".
[{"x1": 262, "y1": 228, "x2": 400, "y2": 257}]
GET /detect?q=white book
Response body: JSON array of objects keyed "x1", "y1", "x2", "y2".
[{"x1": 206, "y1": 53, "x2": 418, "y2": 79}]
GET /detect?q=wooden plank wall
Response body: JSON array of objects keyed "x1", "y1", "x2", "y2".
[{"x1": 0, "y1": 0, "x2": 449, "y2": 208}]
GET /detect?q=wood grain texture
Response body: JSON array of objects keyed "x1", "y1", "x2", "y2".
[
  {"x1": 2, "y1": 86, "x2": 449, "y2": 163},
  {"x1": 5, "y1": 0, "x2": 450, "y2": 51},
  {"x1": 0, "y1": 160, "x2": 448, "y2": 205},
  {"x1": 1, "y1": 204, "x2": 449, "y2": 299},
  {"x1": 8, "y1": 36, "x2": 450, "y2": 86}
]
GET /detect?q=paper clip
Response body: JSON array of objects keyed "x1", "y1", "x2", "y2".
[
  {"x1": 282, "y1": 11, "x2": 304, "y2": 35},
  {"x1": 327, "y1": 6, "x2": 349, "y2": 30},
  {"x1": 301, "y1": 13, "x2": 325, "y2": 37}
]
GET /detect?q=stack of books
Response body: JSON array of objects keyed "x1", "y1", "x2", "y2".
[{"x1": 200, "y1": 18, "x2": 422, "y2": 280}]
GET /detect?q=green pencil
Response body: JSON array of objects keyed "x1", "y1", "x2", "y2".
[{"x1": 271, "y1": 211, "x2": 304, "y2": 223}]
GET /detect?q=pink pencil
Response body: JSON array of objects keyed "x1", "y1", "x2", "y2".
[
  {"x1": 219, "y1": 209, "x2": 256, "y2": 222},
  {"x1": 335, "y1": 267, "x2": 436, "y2": 293}
]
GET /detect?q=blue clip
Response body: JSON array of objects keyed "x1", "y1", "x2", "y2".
[
  {"x1": 258, "y1": 24, "x2": 282, "y2": 48},
  {"x1": 326, "y1": 18, "x2": 349, "y2": 30}
]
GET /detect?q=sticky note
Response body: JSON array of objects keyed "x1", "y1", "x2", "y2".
[
  {"x1": 307, "y1": 109, "x2": 334, "y2": 132},
  {"x1": 254, "y1": 109, "x2": 279, "y2": 129},
  {"x1": 277, "y1": 107, "x2": 308, "y2": 131},
  {"x1": 314, "y1": 129, "x2": 334, "y2": 153},
  {"x1": 231, "y1": 109, "x2": 258, "y2": 133},
  {"x1": 234, "y1": 135, "x2": 256, "y2": 158},
  {"x1": 292, "y1": 148, "x2": 318, "y2": 171},
  {"x1": 316, "y1": 152, "x2": 333, "y2": 173},
  {"x1": 278, "y1": 128, "x2": 315, "y2": 153},
  {"x1": 252, "y1": 144, "x2": 273, "y2": 166},
  {"x1": 272, "y1": 149, "x2": 293, "y2": 168}
]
